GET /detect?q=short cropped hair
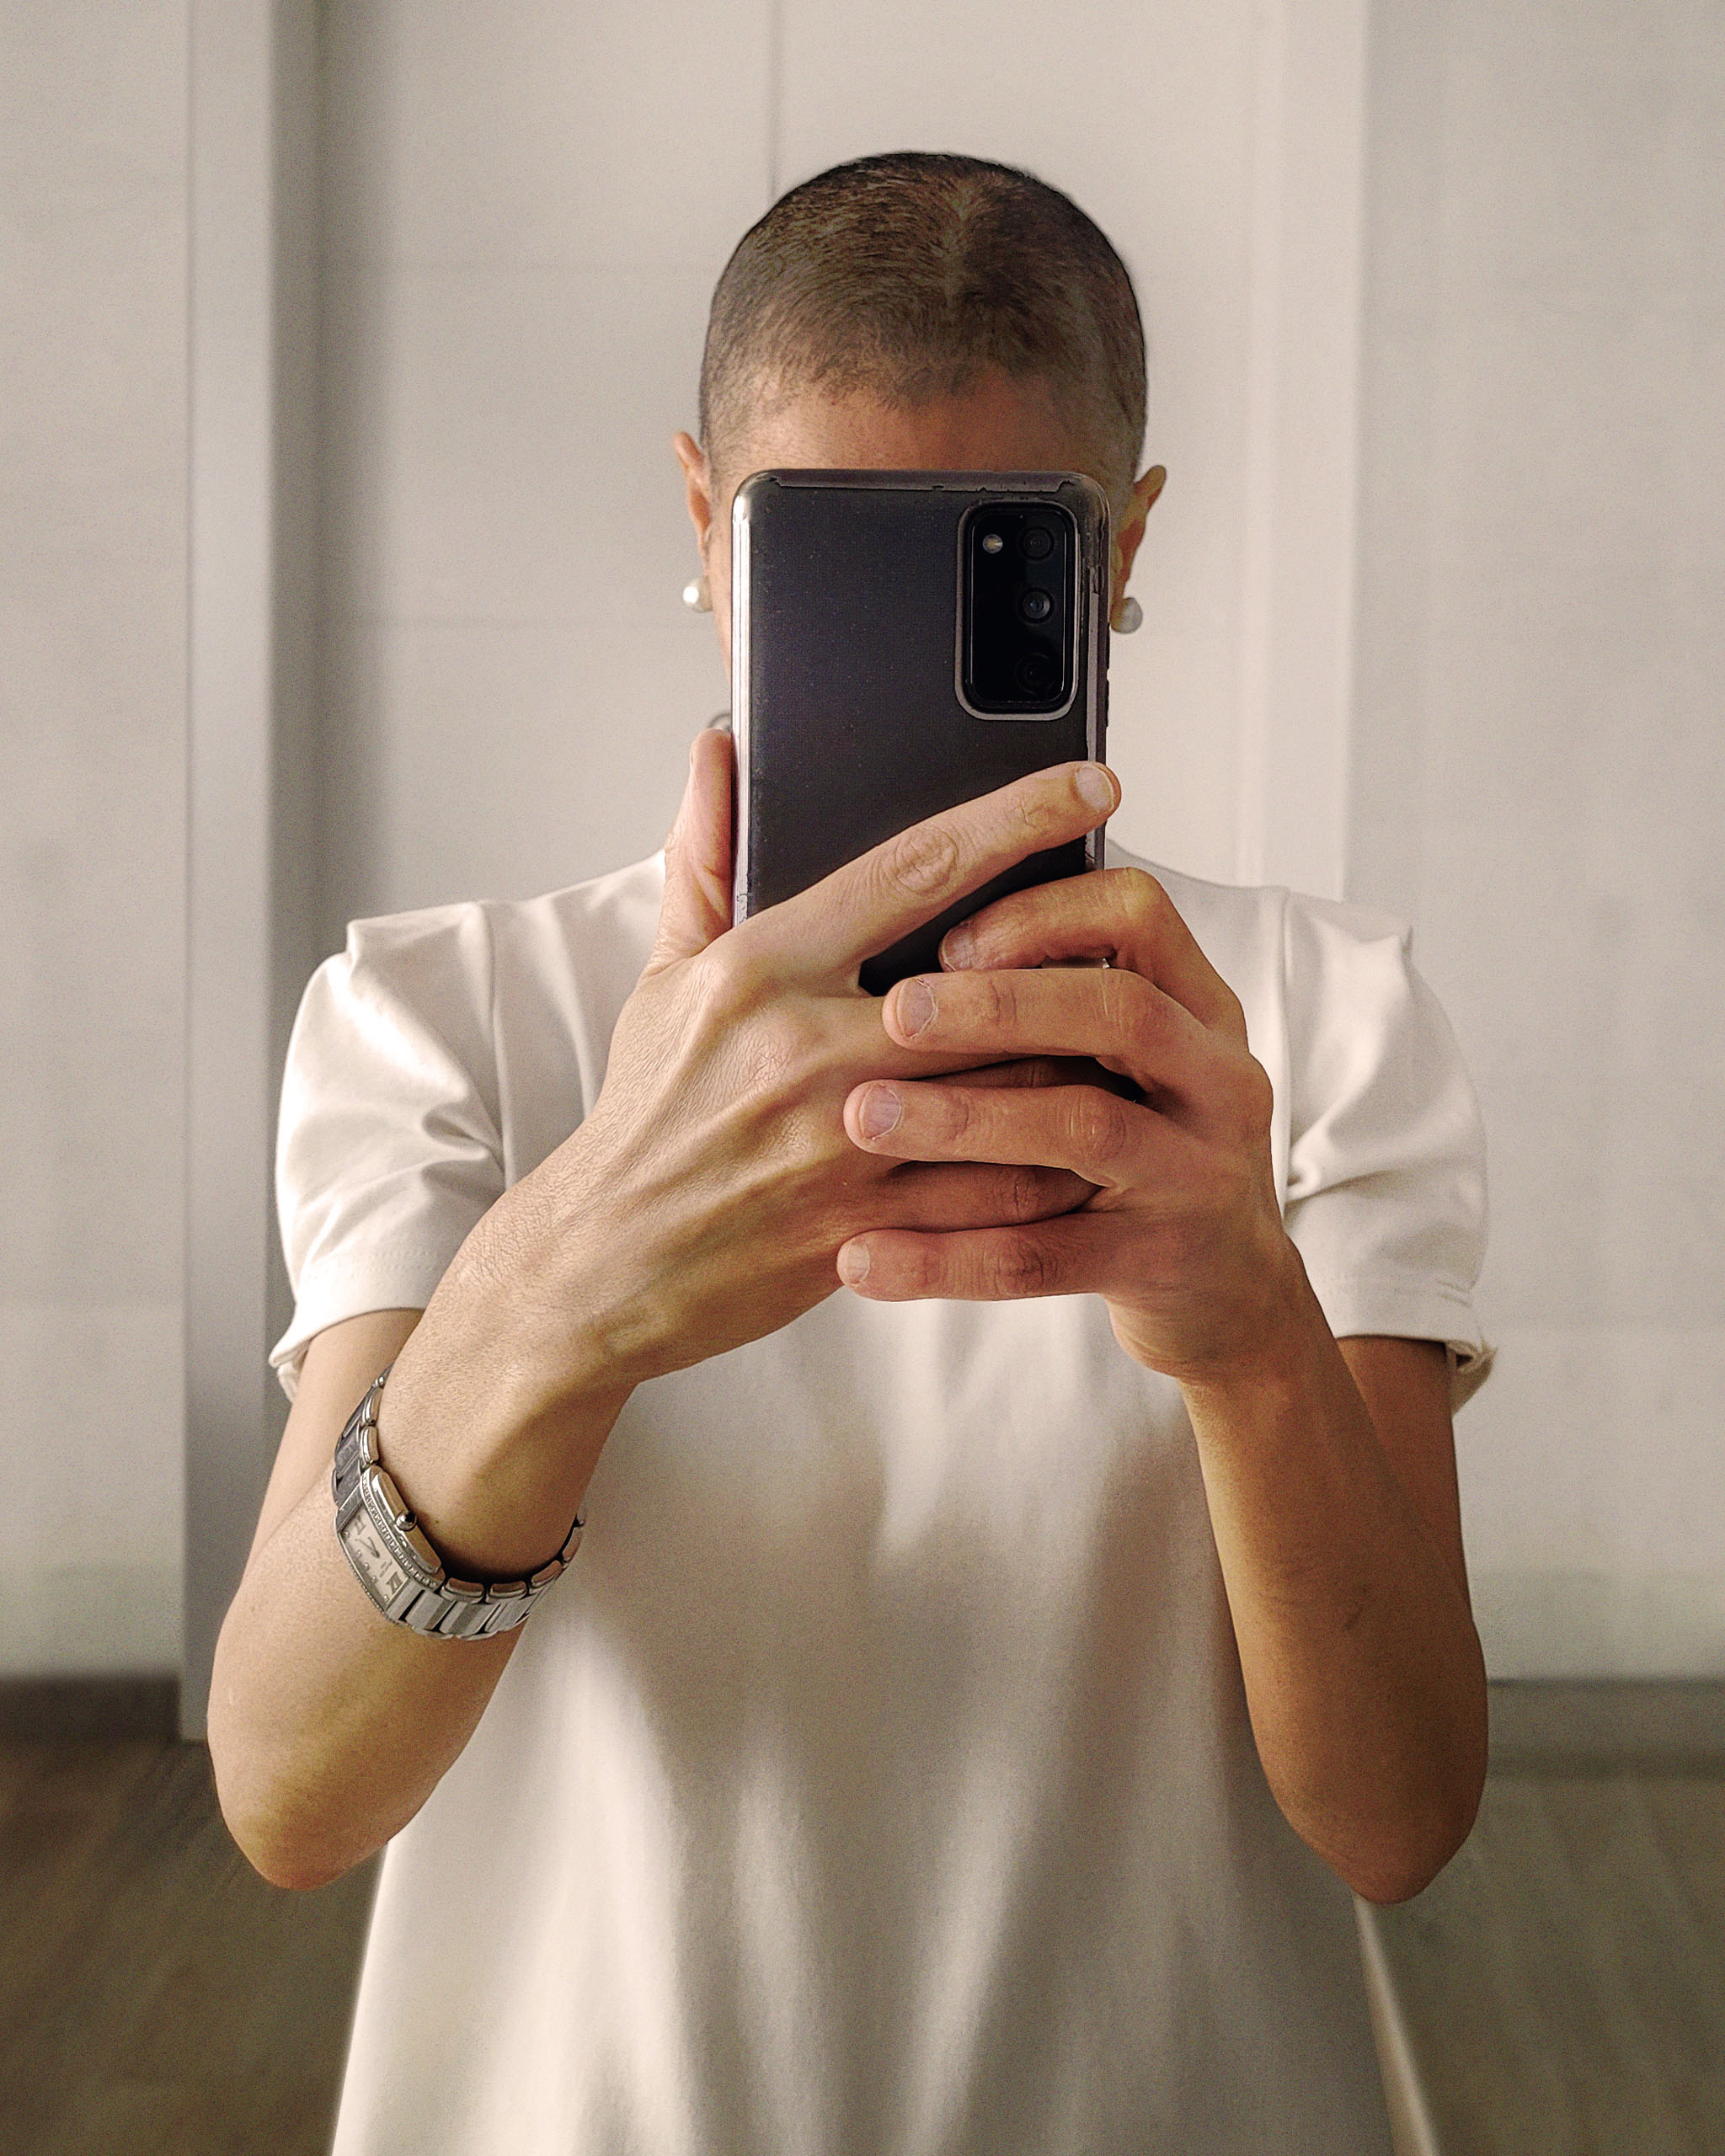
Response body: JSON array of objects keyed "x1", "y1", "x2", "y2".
[{"x1": 699, "y1": 152, "x2": 1147, "y2": 504}]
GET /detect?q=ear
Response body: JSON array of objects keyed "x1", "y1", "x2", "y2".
[
  {"x1": 674, "y1": 432, "x2": 715, "y2": 559},
  {"x1": 1109, "y1": 464, "x2": 1167, "y2": 625}
]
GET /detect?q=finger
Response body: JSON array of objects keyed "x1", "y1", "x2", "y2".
[
  {"x1": 846, "y1": 1077, "x2": 1189, "y2": 1193},
  {"x1": 750, "y1": 761, "x2": 1118, "y2": 981},
  {"x1": 927, "y1": 1054, "x2": 1114, "y2": 1094},
  {"x1": 836, "y1": 1214, "x2": 1108, "y2": 1302},
  {"x1": 939, "y1": 866, "x2": 1247, "y2": 1043},
  {"x1": 872, "y1": 1158, "x2": 1097, "y2": 1235},
  {"x1": 879, "y1": 965, "x2": 1226, "y2": 1110},
  {"x1": 645, "y1": 727, "x2": 734, "y2": 975}
]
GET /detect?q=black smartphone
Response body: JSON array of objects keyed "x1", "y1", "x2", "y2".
[{"x1": 730, "y1": 469, "x2": 1109, "y2": 994}]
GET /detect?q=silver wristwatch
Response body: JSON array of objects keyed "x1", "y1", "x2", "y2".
[{"x1": 332, "y1": 1365, "x2": 582, "y2": 1640}]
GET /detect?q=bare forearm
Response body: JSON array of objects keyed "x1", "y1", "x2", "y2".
[
  {"x1": 1182, "y1": 1275, "x2": 1487, "y2": 1903},
  {"x1": 209, "y1": 1273, "x2": 631, "y2": 1891},
  {"x1": 208, "y1": 1476, "x2": 522, "y2": 1889}
]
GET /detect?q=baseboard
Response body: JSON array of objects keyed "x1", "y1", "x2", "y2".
[
  {"x1": 3, "y1": 1675, "x2": 1719, "y2": 1760},
  {"x1": 1470, "y1": 1565, "x2": 1725, "y2": 1678},
  {"x1": 1488, "y1": 1678, "x2": 1725, "y2": 1770},
  {"x1": 0, "y1": 1674, "x2": 180, "y2": 1741}
]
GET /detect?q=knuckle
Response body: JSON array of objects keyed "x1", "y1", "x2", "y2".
[
  {"x1": 1220, "y1": 984, "x2": 1250, "y2": 1042},
  {"x1": 1018, "y1": 1055, "x2": 1068, "y2": 1090},
  {"x1": 1000, "y1": 1236, "x2": 1061, "y2": 1295},
  {"x1": 1098, "y1": 965, "x2": 1153, "y2": 1043},
  {"x1": 1011, "y1": 779, "x2": 1066, "y2": 848},
  {"x1": 1073, "y1": 1091, "x2": 1135, "y2": 1170},
  {"x1": 746, "y1": 1004, "x2": 815, "y2": 1089},
  {"x1": 1120, "y1": 867, "x2": 1169, "y2": 926},
  {"x1": 946, "y1": 1088, "x2": 985, "y2": 1147},
  {"x1": 996, "y1": 1165, "x2": 1051, "y2": 1224},
  {"x1": 979, "y1": 971, "x2": 1017, "y2": 1031},
  {"x1": 697, "y1": 942, "x2": 766, "y2": 1021},
  {"x1": 1236, "y1": 1052, "x2": 1275, "y2": 1128},
  {"x1": 881, "y1": 820, "x2": 963, "y2": 899}
]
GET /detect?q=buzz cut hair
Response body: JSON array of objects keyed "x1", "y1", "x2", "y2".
[{"x1": 698, "y1": 151, "x2": 1147, "y2": 506}]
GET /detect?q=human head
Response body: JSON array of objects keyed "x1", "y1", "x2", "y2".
[{"x1": 675, "y1": 151, "x2": 1165, "y2": 661}]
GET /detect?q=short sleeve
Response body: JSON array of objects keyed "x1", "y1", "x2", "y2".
[
  {"x1": 270, "y1": 904, "x2": 506, "y2": 1399},
  {"x1": 1280, "y1": 895, "x2": 1493, "y2": 1412}
]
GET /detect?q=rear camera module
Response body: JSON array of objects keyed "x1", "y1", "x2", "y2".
[{"x1": 962, "y1": 501, "x2": 1076, "y2": 715}]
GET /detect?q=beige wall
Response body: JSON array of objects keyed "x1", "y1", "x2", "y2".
[
  {"x1": 1352, "y1": 0, "x2": 1725, "y2": 1673},
  {"x1": 9, "y1": 0, "x2": 1721, "y2": 1684},
  {"x1": 0, "y1": 0, "x2": 188, "y2": 1672},
  {"x1": 314, "y1": 0, "x2": 1365, "y2": 939}
]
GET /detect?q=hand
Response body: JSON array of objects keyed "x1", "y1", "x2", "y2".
[
  {"x1": 836, "y1": 862, "x2": 1305, "y2": 1385},
  {"x1": 454, "y1": 734, "x2": 1118, "y2": 1401}
]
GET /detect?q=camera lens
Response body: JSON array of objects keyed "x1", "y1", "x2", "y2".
[
  {"x1": 1015, "y1": 652, "x2": 1058, "y2": 697},
  {"x1": 1018, "y1": 588, "x2": 1054, "y2": 624},
  {"x1": 1021, "y1": 526, "x2": 1055, "y2": 560}
]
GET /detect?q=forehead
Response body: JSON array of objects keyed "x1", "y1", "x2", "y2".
[{"x1": 723, "y1": 370, "x2": 1097, "y2": 499}]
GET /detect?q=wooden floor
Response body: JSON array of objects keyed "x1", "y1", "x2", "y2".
[
  {"x1": 0, "y1": 1736, "x2": 377, "y2": 2156},
  {"x1": 1371, "y1": 1767, "x2": 1725, "y2": 2156},
  {"x1": 3, "y1": 1726, "x2": 1722, "y2": 2153}
]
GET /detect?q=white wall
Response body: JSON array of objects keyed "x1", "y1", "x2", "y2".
[
  {"x1": 316, "y1": 0, "x2": 769, "y2": 943},
  {"x1": 1353, "y1": 0, "x2": 1725, "y2": 1673},
  {"x1": 19, "y1": 0, "x2": 1714, "y2": 1688},
  {"x1": 314, "y1": 0, "x2": 1365, "y2": 941},
  {"x1": 0, "y1": 0, "x2": 188, "y2": 1673},
  {"x1": 2, "y1": 0, "x2": 1369, "y2": 1694}
]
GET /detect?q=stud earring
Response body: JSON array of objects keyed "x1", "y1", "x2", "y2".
[
  {"x1": 1113, "y1": 596, "x2": 1144, "y2": 635},
  {"x1": 683, "y1": 574, "x2": 713, "y2": 614}
]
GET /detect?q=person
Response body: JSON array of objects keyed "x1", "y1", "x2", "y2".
[{"x1": 209, "y1": 152, "x2": 1493, "y2": 2155}]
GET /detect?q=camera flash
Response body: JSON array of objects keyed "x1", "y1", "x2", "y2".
[{"x1": 981, "y1": 532, "x2": 1004, "y2": 554}]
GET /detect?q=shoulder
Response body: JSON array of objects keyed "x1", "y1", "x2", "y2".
[
  {"x1": 272, "y1": 855, "x2": 667, "y2": 1390},
  {"x1": 283, "y1": 851, "x2": 666, "y2": 1175},
  {"x1": 311, "y1": 853, "x2": 666, "y2": 1048}
]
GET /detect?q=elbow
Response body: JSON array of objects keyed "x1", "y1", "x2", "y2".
[
  {"x1": 1342, "y1": 1778, "x2": 1485, "y2": 1906},
  {"x1": 1348, "y1": 1850, "x2": 1454, "y2": 1908},
  {"x1": 208, "y1": 1702, "x2": 369, "y2": 1894},
  {"x1": 210, "y1": 1758, "x2": 348, "y2": 1891},
  {"x1": 238, "y1": 1837, "x2": 349, "y2": 1895},
  {"x1": 216, "y1": 1780, "x2": 367, "y2": 1893},
  {"x1": 262, "y1": 1854, "x2": 355, "y2": 1894},
  {"x1": 1343, "y1": 1681, "x2": 1491, "y2": 1905}
]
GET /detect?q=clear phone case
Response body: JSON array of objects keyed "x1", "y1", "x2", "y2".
[{"x1": 731, "y1": 469, "x2": 1109, "y2": 993}]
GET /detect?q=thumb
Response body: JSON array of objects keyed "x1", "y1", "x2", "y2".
[{"x1": 646, "y1": 726, "x2": 734, "y2": 974}]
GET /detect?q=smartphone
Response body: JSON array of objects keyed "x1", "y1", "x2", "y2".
[{"x1": 730, "y1": 469, "x2": 1109, "y2": 994}]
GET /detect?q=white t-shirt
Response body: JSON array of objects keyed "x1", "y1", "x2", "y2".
[{"x1": 273, "y1": 842, "x2": 1491, "y2": 2156}]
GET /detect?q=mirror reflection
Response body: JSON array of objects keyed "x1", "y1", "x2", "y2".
[{"x1": 7, "y1": 5, "x2": 1721, "y2": 2154}]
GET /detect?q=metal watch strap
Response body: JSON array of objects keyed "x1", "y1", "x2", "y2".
[{"x1": 331, "y1": 1365, "x2": 582, "y2": 1640}]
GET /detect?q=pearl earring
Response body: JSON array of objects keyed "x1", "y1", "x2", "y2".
[
  {"x1": 683, "y1": 574, "x2": 713, "y2": 614},
  {"x1": 1114, "y1": 596, "x2": 1144, "y2": 635}
]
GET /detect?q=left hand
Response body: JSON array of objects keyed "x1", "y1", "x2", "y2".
[{"x1": 838, "y1": 863, "x2": 1306, "y2": 1385}]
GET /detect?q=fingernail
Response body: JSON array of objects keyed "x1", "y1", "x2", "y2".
[
  {"x1": 1075, "y1": 763, "x2": 1116, "y2": 812},
  {"x1": 837, "y1": 1242, "x2": 871, "y2": 1285},
  {"x1": 940, "y1": 921, "x2": 976, "y2": 969},
  {"x1": 895, "y1": 978, "x2": 936, "y2": 1037},
  {"x1": 857, "y1": 1085, "x2": 902, "y2": 1140}
]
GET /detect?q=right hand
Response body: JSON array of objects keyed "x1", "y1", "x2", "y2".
[{"x1": 455, "y1": 729, "x2": 1119, "y2": 1401}]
